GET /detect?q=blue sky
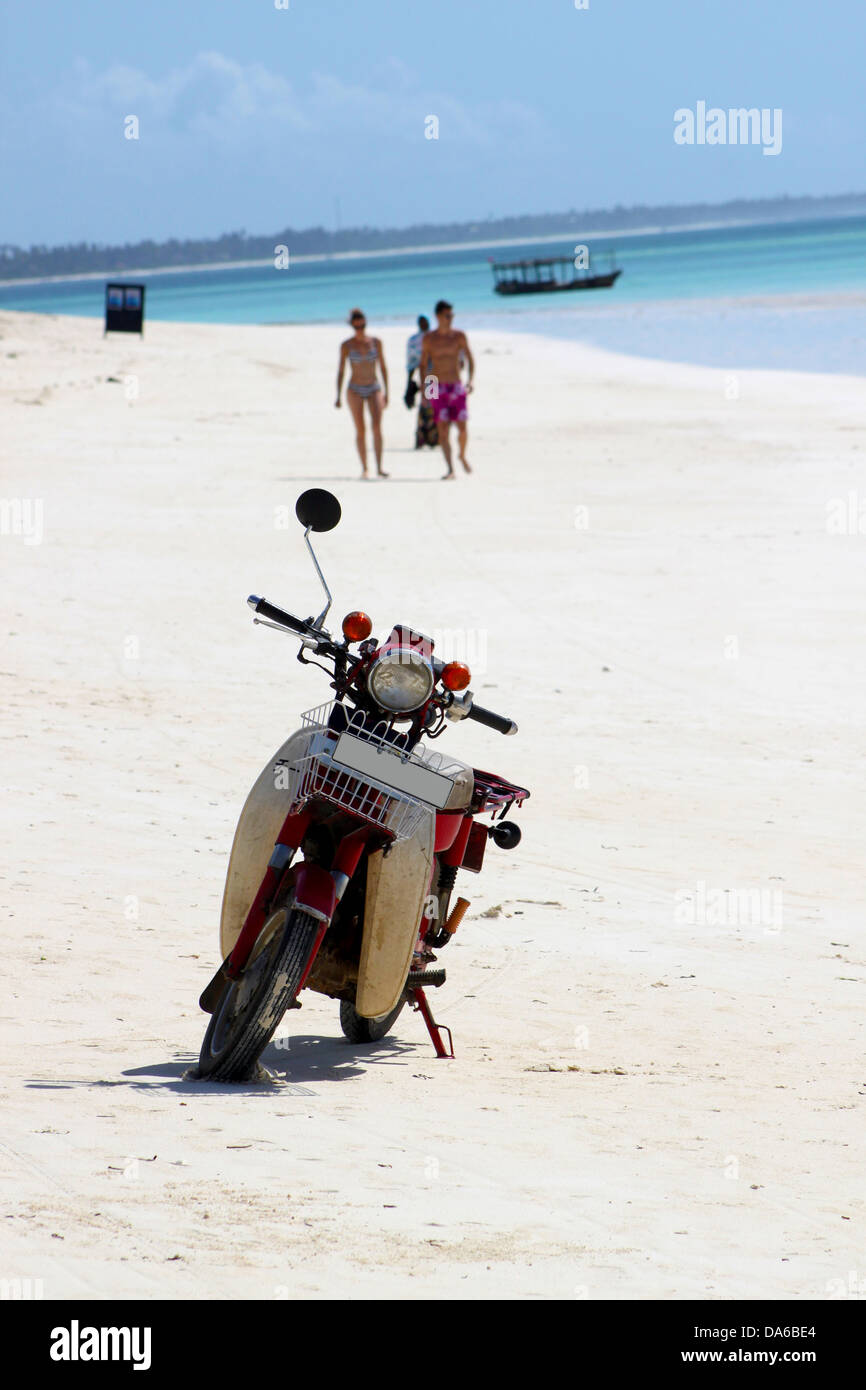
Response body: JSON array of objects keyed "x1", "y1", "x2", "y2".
[{"x1": 1, "y1": 0, "x2": 862, "y2": 246}]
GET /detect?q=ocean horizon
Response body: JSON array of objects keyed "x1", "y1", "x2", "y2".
[{"x1": 2, "y1": 213, "x2": 864, "y2": 374}]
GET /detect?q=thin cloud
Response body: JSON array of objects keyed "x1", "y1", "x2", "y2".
[{"x1": 7, "y1": 50, "x2": 554, "y2": 151}]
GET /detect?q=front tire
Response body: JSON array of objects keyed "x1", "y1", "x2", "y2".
[
  {"x1": 195, "y1": 907, "x2": 322, "y2": 1081},
  {"x1": 339, "y1": 997, "x2": 406, "y2": 1044}
]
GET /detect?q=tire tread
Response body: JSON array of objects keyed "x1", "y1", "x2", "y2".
[{"x1": 197, "y1": 909, "x2": 320, "y2": 1081}]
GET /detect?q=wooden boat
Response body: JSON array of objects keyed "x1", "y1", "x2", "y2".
[{"x1": 490, "y1": 255, "x2": 622, "y2": 296}]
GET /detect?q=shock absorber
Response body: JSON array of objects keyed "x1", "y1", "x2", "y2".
[{"x1": 430, "y1": 861, "x2": 458, "y2": 946}]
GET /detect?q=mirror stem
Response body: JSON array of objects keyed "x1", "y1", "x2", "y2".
[{"x1": 304, "y1": 524, "x2": 333, "y2": 628}]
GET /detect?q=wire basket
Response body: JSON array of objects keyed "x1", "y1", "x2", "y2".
[{"x1": 280, "y1": 702, "x2": 464, "y2": 841}]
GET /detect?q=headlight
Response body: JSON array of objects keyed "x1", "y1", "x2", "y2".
[{"x1": 367, "y1": 649, "x2": 435, "y2": 713}]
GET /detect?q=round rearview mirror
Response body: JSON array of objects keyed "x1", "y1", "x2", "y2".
[{"x1": 295, "y1": 489, "x2": 342, "y2": 533}]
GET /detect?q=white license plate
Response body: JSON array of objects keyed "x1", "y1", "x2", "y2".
[{"x1": 331, "y1": 733, "x2": 454, "y2": 810}]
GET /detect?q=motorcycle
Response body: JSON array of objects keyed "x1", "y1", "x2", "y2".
[{"x1": 194, "y1": 489, "x2": 529, "y2": 1080}]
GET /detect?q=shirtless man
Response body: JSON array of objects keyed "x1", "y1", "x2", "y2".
[{"x1": 420, "y1": 300, "x2": 474, "y2": 478}]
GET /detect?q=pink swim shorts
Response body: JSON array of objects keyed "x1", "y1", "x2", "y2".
[{"x1": 431, "y1": 381, "x2": 468, "y2": 423}]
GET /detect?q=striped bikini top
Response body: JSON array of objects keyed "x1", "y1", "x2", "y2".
[{"x1": 348, "y1": 340, "x2": 378, "y2": 363}]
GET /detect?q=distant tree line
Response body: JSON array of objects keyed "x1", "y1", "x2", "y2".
[{"x1": 1, "y1": 192, "x2": 864, "y2": 281}]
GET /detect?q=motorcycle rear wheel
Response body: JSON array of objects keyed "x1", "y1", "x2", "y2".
[
  {"x1": 195, "y1": 907, "x2": 321, "y2": 1081},
  {"x1": 339, "y1": 997, "x2": 406, "y2": 1044}
]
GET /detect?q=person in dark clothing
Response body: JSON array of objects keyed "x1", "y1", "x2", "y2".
[{"x1": 404, "y1": 315, "x2": 438, "y2": 449}]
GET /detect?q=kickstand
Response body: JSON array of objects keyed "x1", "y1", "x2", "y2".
[{"x1": 410, "y1": 986, "x2": 454, "y2": 1059}]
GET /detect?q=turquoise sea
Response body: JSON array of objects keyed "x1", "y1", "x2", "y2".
[{"x1": 2, "y1": 214, "x2": 864, "y2": 373}]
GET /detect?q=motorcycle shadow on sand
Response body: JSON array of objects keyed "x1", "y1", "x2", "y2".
[
  {"x1": 109, "y1": 1031, "x2": 419, "y2": 1094},
  {"x1": 257, "y1": 1030, "x2": 418, "y2": 1085}
]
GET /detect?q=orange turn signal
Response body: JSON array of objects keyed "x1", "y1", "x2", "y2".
[
  {"x1": 441, "y1": 661, "x2": 471, "y2": 691},
  {"x1": 342, "y1": 610, "x2": 373, "y2": 643}
]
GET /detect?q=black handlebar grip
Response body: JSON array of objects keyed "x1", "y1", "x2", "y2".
[
  {"x1": 466, "y1": 700, "x2": 518, "y2": 736},
  {"x1": 248, "y1": 595, "x2": 310, "y2": 635}
]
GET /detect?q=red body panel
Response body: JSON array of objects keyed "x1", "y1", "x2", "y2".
[
  {"x1": 440, "y1": 812, "x2": 474, "y2": 868},
  {"x1": 434, "y1": 810, "x2": 464, "y2": 853}
]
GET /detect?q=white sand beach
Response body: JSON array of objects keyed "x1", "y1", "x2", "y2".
[{"x1": 1, "y1": 309, "x2": 863, "y2": 1300}]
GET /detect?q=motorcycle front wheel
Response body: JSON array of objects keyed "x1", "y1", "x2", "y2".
[
  {"x1": 195, "y1": 907, "x2": 321, "y2": 1081},
  {"x1": 339, "y1": 997, "x2": 406, "y2": 1044}
]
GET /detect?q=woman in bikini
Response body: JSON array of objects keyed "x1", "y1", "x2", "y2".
[{"x1": 335, "y1": 308, "x2": 389, "y2": 478}]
